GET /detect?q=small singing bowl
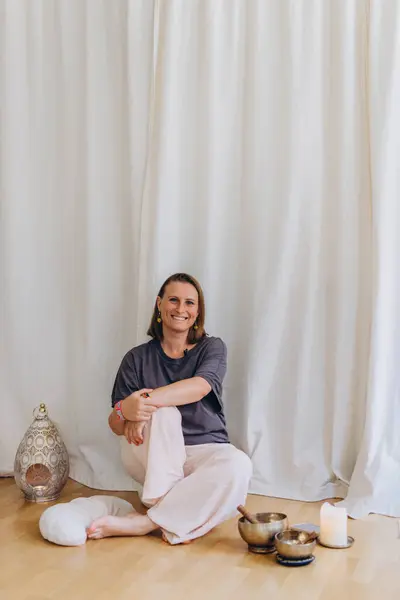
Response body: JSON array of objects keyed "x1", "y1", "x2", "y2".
[
  {"x1": 275, "y1": 529, "x2": 316, "y2": 559},
  {"x1": 238, "y1": 513, "x2": 288, "y2": 552}
]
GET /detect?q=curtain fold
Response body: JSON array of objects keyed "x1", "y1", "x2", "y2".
[
  {"x1": 337, "y1": 0, "x2": 400, "y2": 518},
  {"x1": 1, "y1": 0, "x2": 399, "y2": 517}
]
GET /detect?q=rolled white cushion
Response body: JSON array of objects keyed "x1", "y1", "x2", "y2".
[{"x1": 39, "y1": 495, "x2": 135, "y2": 546}]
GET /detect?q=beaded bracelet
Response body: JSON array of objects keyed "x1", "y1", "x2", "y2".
[{"x1": 114, "y1": 400, "x2": 126, "y2": 421}]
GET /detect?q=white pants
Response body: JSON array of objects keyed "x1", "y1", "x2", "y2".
[{"x1": 120, "y1": 407, "x2": 252, "y2": 545}]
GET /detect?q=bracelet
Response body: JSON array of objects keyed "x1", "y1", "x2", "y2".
[{"x1": 114, "y1": 400, "x2": 126, "y2": 421}]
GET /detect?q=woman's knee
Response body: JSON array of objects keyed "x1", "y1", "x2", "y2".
[
  {"x1": 151, "y1": 406, "x2": 182, "y2": 426},
  {"x1": 219, "y1": 446, "x2": 253, "y2": 483},
  {"x1": 233, "y1": 449, "x2": 253, "y2": 481},
  {"x1": 146, "y1": 406, "x2": 183, "y2": 438}
]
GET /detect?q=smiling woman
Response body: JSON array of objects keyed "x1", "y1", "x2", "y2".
[
  {"x1": 87, "y1": 273, "x2": 253, "y2": 545},
  {"x1": 147, "y1": 272, "x2": 206, "y2": 345}
]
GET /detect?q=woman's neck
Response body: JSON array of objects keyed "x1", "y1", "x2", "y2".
[{"x1": 161, "y1": 331, "x2": 189, "y2": 358}]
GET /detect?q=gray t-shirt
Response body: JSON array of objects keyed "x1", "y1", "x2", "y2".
[{"x1": 111, "y1": 336, "x2": 229, "y2": 445}]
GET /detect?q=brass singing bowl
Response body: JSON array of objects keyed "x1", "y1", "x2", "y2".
[
  {"x1": 275, "y1": 529, "x2": 316, "y2": 559},
  {"x1": 238, "y1": 513, "x2": 288, "y2": 548}
]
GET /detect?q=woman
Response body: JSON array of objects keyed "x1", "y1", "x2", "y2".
[{"x1": 88, "y1": 273, "x2": 252, "y2": 545}]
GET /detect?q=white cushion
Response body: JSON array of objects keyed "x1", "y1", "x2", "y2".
[{"x1": 39, "y1": 495, "x2": 134, "y2": 546}]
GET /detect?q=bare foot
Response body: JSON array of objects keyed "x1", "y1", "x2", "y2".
[{"x1": 87, "y1": 512, "x2": 159, "y2": 539}]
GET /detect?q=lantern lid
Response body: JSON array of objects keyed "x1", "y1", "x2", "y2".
[{"x1": 33, "y1": 403, "x2": 48, "y2": 420}]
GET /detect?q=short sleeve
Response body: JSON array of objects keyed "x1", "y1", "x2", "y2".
[
  {"x1": 111, "y1": 351, "x2": 140, "y2": 407},
  {"x1": 194, "y1": 338, "x2": 227, "y2": 407}
]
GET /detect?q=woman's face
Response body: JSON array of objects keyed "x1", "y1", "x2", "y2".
[{"x1": 157, "y1": 282, "x2": 199, "y2": 336}]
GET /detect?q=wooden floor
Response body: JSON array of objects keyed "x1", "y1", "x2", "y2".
[{"x1": 0, "y1": 478, "x2": 399, "y2": 600}]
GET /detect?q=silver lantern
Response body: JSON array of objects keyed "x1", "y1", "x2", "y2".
[{"x1": 14, "y1": 403, "x2": 70, "y2": 502}]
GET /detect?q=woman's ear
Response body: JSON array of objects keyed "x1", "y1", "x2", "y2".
[{"x1": 156, "y1": 297, "x2": 161, "y2": 311}]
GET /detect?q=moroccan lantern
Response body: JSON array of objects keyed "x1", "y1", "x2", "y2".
[{"x1": 14, "y1": 403, "x2": 69, "y2": 502}]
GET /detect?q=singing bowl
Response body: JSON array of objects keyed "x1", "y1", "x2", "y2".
[
  {"x1": 275, "y1": 529, "x2": 316, "y2": 559},
  {"x1": 238, "y1": 512, "x2": 288, "y2": 548}
]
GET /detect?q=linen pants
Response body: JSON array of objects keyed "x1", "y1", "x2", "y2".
[{"x1": 120, "y1": 407, "x2": 253, "y2": 545}]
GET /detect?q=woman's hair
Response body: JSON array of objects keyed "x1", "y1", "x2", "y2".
[{"x1": 147, "y1": 273, "x2": 207, "y2": 344}]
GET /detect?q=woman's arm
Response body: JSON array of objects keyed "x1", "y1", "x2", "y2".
[
  {"x1": 108, "y1": 387, "x2": 155, "y2": 436},
  {"x1": 109, "y1": 378, "x2": 211, "y2": 437},
  {"x1": 120, "y1": 377, "x2": 211, "y2": 420},
  {"x1": 146, "y1": 377, "x2": 211, "y2": 408},
  {"x1": 108, "y1": 411, "x2": 125, "y2": 436}
]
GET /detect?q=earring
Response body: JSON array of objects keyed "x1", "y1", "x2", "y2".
[
  {"x1": 194, "y1": 322, "x2": 198, "y2": 330},
  {"x1": 157, "y1": 312, "x2": 162, "y2": 323}
]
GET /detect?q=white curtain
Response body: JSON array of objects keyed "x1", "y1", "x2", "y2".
[{"x1": 1, "y1": 0, "x2": 399, "y2": 519}]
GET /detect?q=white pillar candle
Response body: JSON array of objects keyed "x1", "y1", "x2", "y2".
[{"x1": 319, "y1": 502, "x2": 348, "y2": 546}]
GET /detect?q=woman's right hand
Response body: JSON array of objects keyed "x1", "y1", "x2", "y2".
[
  {"x1": 124, "y1": 420, "x2": 146, "y2": 445},
  {"x1": 121, "y1": 388, "x2": 155, "y2": 421}
]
